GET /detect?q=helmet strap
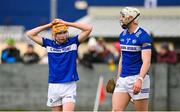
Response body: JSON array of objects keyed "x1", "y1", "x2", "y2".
[{"x1": 121, "y1": 13, "x2": 140, "y2": 29}]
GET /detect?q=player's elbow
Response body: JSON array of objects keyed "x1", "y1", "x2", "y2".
[
  {"x1": 89, "y1": 25, "x2": 93, "y2": 31},
  {"x1": 84, "y1": 25, "x2": 93, "y2": 38},
  {"x1": 87, "y1": 25, "x2": 93, "y2": 37},
  {"x1": 26, "y1": 31, "x2": 32, "y2": 37},
  {"x1": 143, "y1": 59, "x2": 151, "y2": 66},
  {"x1": 26, "y1": 30, "x2": 35, "y2": 39},
  {"x1": 87, "y1": 25, "x2": 93, "y2": 33}
]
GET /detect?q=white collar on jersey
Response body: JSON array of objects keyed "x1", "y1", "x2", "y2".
[{"x1": 133, "y1": 26, "x2": 140, "y2": 33}]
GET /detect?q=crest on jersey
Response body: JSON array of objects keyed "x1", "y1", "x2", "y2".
[
  {"x1": 132, "y1": 39, "x2": 137, "y2": 44},
  {"x1": 120, "y1": 38, "x2": 125, "y2": 42}
]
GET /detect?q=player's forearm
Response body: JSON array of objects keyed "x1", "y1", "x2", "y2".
[
  {"x1": 66, "y1": 22, "x2": 92, "y2": 42},
  {"x1": 116, "y1": 55, "x2": 122, "y2": 79},
  {"x1": 139, "y1": 61, "x2": 151, "y2": 78},
  {"x1": 139, "y1": 49, "x2": 151, "y2": 79},
  {"x1": 66, "y1": 22, "x2": 92, "y2": 32},
  {"x1": 26, "y1": 24, "x2": 51, "y2": 37}
]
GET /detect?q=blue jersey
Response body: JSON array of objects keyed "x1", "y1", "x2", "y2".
[
  {"x1": 42, "y1": 36, "x2": 80, "y2": 83},
  {"x1": 119, "y1": 27, "x2": 152, "y2": 77}
]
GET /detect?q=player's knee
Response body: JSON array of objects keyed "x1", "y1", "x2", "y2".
[
  {"x1": 63, "y1": 102, "x2": 75, "y2": 111},
  {"x1": 51, "y1": 106, "x2": 62, "y2": 111},
  {"x1": 112, "y1": 104, "x2": 124, "y2": 112},
  {"x1": 112, "y1": 107, "x2": 124, "y2": 112}
]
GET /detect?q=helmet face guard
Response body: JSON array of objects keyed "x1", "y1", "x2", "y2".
[
  {"x1": 51, "y1": 23, "x2": 69, "y2": 44},
  {"x1": 120, "y1": 7, "x2": 140, "y2": 29}
]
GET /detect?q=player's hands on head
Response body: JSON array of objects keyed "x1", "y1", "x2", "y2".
[
  {"x1": 58, "y1": 19, "x2": 68, "y2": 25},
  {"x1": 50, "y1": 19, "x2": 68, "y2": 26},
  {"x1": 52, "y1": 19, "x2": 60, "y2": 25},
  {"x1": 48, "y1": 19, "x2": 61, "y2": 28},
  {"x1": 48, "y1": 19, "x2": 60, "y2": 28}
]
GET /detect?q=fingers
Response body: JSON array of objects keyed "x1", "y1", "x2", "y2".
[
  {"x1": 132, "y1": 79, "x2": 143, "y2": 95},
  {"x1": 133, "y1": 87, "x2": 140, "y2": 94},
  {"x1": 132, "y1": 85, "x2": 141, "y2": 94},
  {"x1": 52, "y1": 19, "x2": 60, "y2": 25}
]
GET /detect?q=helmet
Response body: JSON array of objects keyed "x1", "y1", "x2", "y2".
[
  {"x1": 52, "y1": 23, "x2": 68, "y2": 35},
  {"x1": 5, "y1": 38, "x2": 16, "y2": 45},
  {"x1": 120, "y1": 7, "x2": 140, "y2": 29}
]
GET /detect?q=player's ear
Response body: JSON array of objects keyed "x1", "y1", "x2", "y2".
[
  {"x1": 66, "y1": 32, "x2": 69, "y2": 37},
  {"x1": 128, "y1": 16, "x2": 134, "y2": 21},
  {"x1": 52, "y1": 33, "x2": 55, "y2": 39}
]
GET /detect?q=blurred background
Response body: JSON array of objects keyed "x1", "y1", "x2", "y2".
[{"x1": 0, "y1": 0, "x2": 180, "y2": 111}]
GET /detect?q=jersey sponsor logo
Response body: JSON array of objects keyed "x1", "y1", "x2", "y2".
[
  {"x1": 47, "y1": 44, "x2": 77, "y2": 53},
  {"x1": 121, "y1": 45, "x2": 141, "y2": 52}
]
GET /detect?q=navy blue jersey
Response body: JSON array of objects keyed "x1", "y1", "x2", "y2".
[
  {"x1": 119, "y1": 27, "x2": 152, "y2": 77},
  {"x1": 42, "y1": 36, "x2": 80, "y2": 83}
]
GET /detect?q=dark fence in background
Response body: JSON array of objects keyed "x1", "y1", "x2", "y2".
[{"x1": 0, "y1": 64, "x2": 180, "y2": 111}]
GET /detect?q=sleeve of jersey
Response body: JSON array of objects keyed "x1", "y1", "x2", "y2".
[
  {"x1": 42, "y1": 38, "x2": 52, "y2": 48},
  {"x1": 71, "y1": 35, "x2": 80, "y2": 46},
  {"x1": 119, "y1": 32, "x2": 123, "y2": 43},
  {"x1": 140, "y1": 34, "x2": 152, "y2": 50}
]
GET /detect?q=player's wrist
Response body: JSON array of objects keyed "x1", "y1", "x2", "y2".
[
  {"x1": 47, "y1": 23, "x2": 53, "y2": 28},
  {"x1": 136, "y1": 76, "x2": 144, "y2": 83},
  {"x1": 65, "y1": 22, "x2": 72, "y2": 27}
]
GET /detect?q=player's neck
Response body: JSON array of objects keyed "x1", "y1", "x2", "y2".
[{"x1": 128, "y1": 24, "x2": 138, "y2": 34}]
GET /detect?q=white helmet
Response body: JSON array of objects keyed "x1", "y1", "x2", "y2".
[
  {"x1": 88, "y1": 37, "x2": 97, "y2": 51},
  {"x1": 120, "y1": 7, "x2": 140, "y2": 29}
]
